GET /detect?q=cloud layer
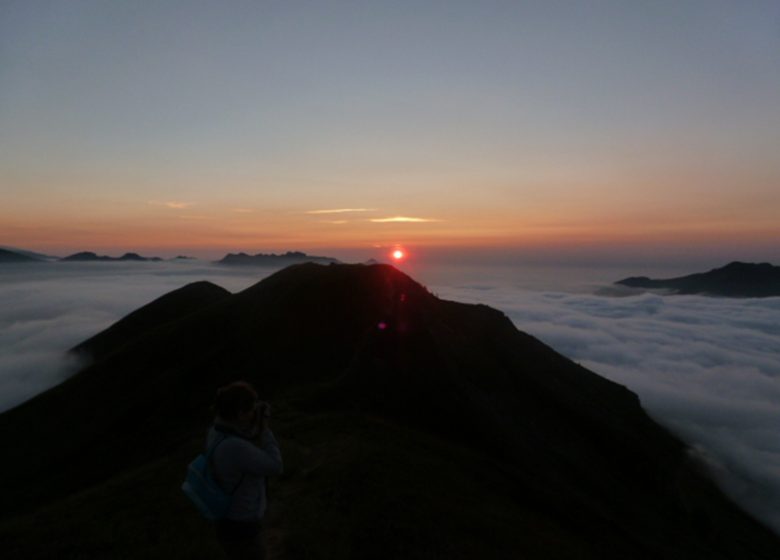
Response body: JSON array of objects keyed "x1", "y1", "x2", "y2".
[{"x1": 1, "y1": 261, "x2": 778, "y2": 534}]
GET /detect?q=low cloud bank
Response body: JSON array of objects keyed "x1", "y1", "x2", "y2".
[{"x1": 435, "y1": 282, "x2": 780, "y2": 534}]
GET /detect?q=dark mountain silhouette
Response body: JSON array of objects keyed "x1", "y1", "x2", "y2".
[
  {"x1": 61, "y1": 251, "x2": 113, "y2": 261},
  {"x1": 117, "y1": 252, "x2": 163, "y2": 262},
  {"x1": 0, "y1": 248, "x2": 41, "y2": 263},
  {"x1": 616, "y1": 261, "x2": 780, "y2": 297},
  {"x1": 71, "y1": 281, "x2": 231, "y2": 363},
  {"x1": 1, "y1": 263, "x2": 778, "y2": 559},
  {"x1": 61, "y1": 251, "x2": 164, "y2": 262},
  {"x1": 217, "y1": 250, "x2": 340, "y2": 266},
  {"x1": 0, "y1": 246, "x2": 56, "y2": 261}
]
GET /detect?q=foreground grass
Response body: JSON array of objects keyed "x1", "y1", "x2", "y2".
[{"x1": 1, "y1": 404, "x2": 589, "y2": 560}]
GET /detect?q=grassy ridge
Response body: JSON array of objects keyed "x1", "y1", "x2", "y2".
[{"x1": 1, "y1": 403, "x2": 594, "y2": 560}]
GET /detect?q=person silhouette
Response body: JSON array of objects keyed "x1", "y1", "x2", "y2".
[{"x1": 207, "y1": 381, "x2": 282, "y2": 559}]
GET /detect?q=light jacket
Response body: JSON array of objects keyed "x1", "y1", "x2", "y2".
[{"x1": 206, "y1": 419, "x2": 283, "y2": 521}]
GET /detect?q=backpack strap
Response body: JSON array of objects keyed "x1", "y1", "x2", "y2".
[
  {"x1": 206, "y1": 433, "x2": 229, "y2": 459},
  {"x1": 207, "y1": 429, "x2": 246, "y2": 495}
]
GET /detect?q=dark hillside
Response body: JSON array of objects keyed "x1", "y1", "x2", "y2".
[
  {"x1": 71, "y1": 281, "x2": 230, "y2": 362},
  {"x1": 616, "y1": 261, "x2": 780, "y2": 297},
  {"x1": 0, "y1": 248, "x2": 40, "y2": 263},
  {"x1": 1, "y1": 263, "x2": 778, "y2": 559}
]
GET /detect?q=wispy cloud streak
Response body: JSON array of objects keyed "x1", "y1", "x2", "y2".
[
  {"x1": 369, "y1": 216, "x2": 442, "y2": 223},
  {"x1": 147, "y1": 200, "x2": 195, "y2": 209},
  {"x1": 305, "y1": 208, "x2": 376, "y2": 215}
]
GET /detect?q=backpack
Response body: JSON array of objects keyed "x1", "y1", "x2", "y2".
[{"x1": 181, "y1": 434, "x2": 235, "y2": 520}]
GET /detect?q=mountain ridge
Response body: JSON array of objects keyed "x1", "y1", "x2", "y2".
[
  {"x1": 616, "y1": 261, "x2": 780, "y2": 297},
  {"x1": 216, "y1": 250, "x2": 340, "y2": 266},
  {"x1": 61, "y1": 251, "x2": 164, "y2": 262},
  {"x1": 1, "y1": 263, "x2": 778, "y2": 558},
  {"x1": 0, "y1": 248, "x2": 41, "y2": 263}
]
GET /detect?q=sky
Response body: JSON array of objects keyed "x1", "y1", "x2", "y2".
[{"x1": 1, "y1": 1, "x2": 779, "y2": 263}]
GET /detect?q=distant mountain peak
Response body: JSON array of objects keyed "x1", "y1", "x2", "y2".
[
  {"x1": 616, "y1": 261, "x2": 780, "y2": 297},
  {"x1": 721, "y1": 261, "x2": 773, "y2": 271},
  {"x1": 0, "y1": 246, "x2": 57, "y2": 261},
  {"x1": 217, "y1": 250, "x2": 340, "y2": 266},
  {"x1": 61, "y1": 251, "x2": 162, "y2": 262},
  {"x1": 0, "y1": 248, "x2": 41, "y2": 263}
]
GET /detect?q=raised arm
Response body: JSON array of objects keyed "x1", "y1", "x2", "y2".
[{"x1": 234, "y1": 429, "x2": 283, "y2": 476}]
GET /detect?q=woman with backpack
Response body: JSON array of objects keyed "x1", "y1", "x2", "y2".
[{"x1": 207, "y1": 381, "x2": 283, "y2": 560}]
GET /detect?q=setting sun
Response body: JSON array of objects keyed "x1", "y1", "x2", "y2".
[{"x1": 392, "y1": 249, "x2": 405, "y2": 261}]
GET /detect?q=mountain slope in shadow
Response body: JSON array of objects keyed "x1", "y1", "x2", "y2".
[{"x1": 1, "y1": 263, "x2": 778, "y2": 559}]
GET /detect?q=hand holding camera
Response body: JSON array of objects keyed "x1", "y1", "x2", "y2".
[{"x1": 254, "y1": 400, "x2": 271, "y2": 432}]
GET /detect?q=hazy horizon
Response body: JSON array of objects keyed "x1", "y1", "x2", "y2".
[{"x1": 4, "y1": 241, "x2": 779, "y2": 273}]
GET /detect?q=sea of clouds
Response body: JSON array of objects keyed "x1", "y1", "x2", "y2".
[{"x1": 1, "y1": 260, "x2": 778, "y2": 533}]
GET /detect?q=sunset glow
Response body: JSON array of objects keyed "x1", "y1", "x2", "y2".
[{"x1": 0, "y1": 2, "x2": 777, "y2": 265}]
